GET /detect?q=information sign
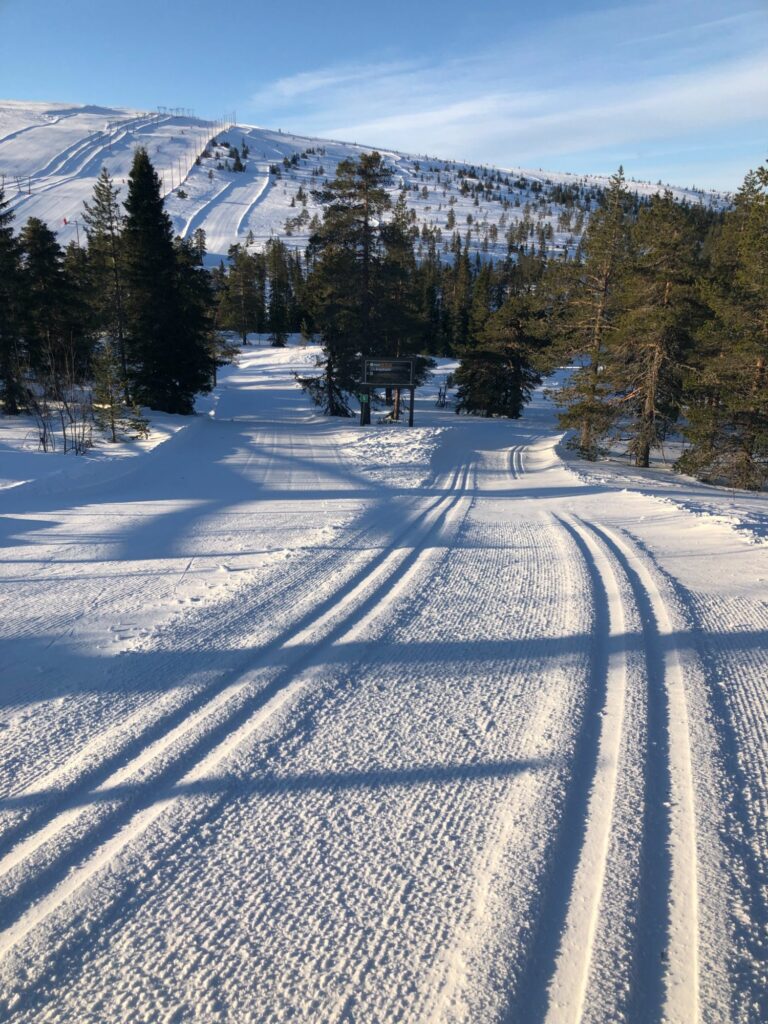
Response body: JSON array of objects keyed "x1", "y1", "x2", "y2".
[{"x1": 363, "y1": 358, "x2": 415, "y2": 387}]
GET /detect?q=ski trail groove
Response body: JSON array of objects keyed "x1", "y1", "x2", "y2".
[
  {"x1": 0, "y1": 479, "x2": 456, "y2": 855},
  {"x1": 542, "y1": 514, "x2": 629, "y2": 1024},
  {"x1": 501, "y1": 512, "x2": 610, "y2": 1024},
  {"x1": 583, "y1": 521, "x2": 699, "y2": 1024},
  {"x1": 508, "y1": 445, "x2": 524, "y2": 479},
  {"x1": 0, "y1": 455, "x2": 463, "y2": 809},
  {"x1": 234, "y1": 172, "x2": 271, "y2": 235},
  {"x1": 0, "y1": 465, "x2": 474, "y2": 961}
]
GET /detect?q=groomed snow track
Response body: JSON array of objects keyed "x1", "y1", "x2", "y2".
[{"x1": 1, "y1": 347, "x2": 766, "y2": 1022}]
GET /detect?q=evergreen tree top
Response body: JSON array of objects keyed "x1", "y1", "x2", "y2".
[{"x1": 124, "y1": 147, "x2": 173, "y2": 245}]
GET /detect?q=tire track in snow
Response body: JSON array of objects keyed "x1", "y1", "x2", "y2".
[{"x1": 0, "y1": 464, "x2": 475, "y2": 961}]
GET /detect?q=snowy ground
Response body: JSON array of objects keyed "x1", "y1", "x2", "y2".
[
  {"x1": 1, "y1": 345, "x2": 767, "y2": 1023},
  {"x1": 1, "y1": 100, "x2": 725, "y2": 263}
]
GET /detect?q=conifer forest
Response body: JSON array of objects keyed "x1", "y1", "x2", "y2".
[{"x1": 2, "y1": 145, "x2": 765, "y2": 488}]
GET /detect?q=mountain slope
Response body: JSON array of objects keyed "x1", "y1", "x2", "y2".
[{"x1": 1, "y1": 100, "x2": 725, "y2": 261}]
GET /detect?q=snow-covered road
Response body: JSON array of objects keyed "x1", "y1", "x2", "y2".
[{"x1": 1, "y1": 347, "x2": 766, "y2": 1023}]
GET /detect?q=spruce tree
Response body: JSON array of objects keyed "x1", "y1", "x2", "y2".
[
  {"x1": 18, "y1": 217, "x2": 70, "y2": 381},
  {"x1": 413, "y1": 234, "x2": 444, "y2": 354},
  {"x1": 265, "y1": 238, "x2": 291, "y2": 346},
  {"x1": 447, "y1": 235, "x2": 473, "y2": 351},
  {"x1": 123, "y1": 148, "x2": 213, "y2": 413},
  {"x1": 82, "y1": 167, "x2": 128, "y2": 392},
  {"x1": 455, "y1": 282, "x2": 549, "y2": 418},
  {"x1": 93, "y1": 340, "x2": 149, "y2": 442},
  {"x1": 0, "y1": 187, "x2": 24, "y2": 414},
  {"x1": 219, "y1": 244, "x2": 264, "y2": 343}
]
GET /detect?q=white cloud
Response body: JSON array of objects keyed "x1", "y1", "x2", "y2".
[{"x1": 244, "y1": 1, "x2": 768, "y2": 186}]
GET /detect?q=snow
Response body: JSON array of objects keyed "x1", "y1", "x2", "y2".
[
  {"x1": 1, "y1": 340, "x2": 767, "y2": 1022},
  {"x1": 1, "y1": 100, "x2": 727, "y2": 263}
]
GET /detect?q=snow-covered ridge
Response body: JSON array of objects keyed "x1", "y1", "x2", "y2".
[{"x1": 1, "y1": 100, "x2": 727, "y2": 261}]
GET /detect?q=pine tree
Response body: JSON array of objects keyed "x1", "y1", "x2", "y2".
[
  {"x1": 303, "y1": 152, "x2": 393, "y2": 410},
  {"x1": 610, "y1": 191, "x2": 701, "y2": 467},
  {"x1": 678, "y1": 166, "x2": 768, "y2": 488},
  {"x1": 378, "y1": 193, "x2": 430, "y2": 417},
  {"x1": 550, "y1": 167, "x2": 633, "y2": 458},
  {"x1": 0, "y1": 187, "x2": 24, "y2": 414},
  {"x1": 122, "y1": 148, "x2": 213, "y2": 413}
]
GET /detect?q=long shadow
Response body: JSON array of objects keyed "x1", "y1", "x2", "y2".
[
  {"x1": 0, "y1": 755, "x2": 547, "y2": 1023},
  {"x1": 501, "y1": 516, "x2": 609, "y2": 1023},
  {"x1": 4, "y1": 756, "x2": 548, "y2": 815},
  {"x1": 619, "y1": 531, "x2": 768, "y2": 1022},
  {"x1": 5, "y1": 621, "x2": 768, "y2": 718},
  {"x1": 588, "y1": 522, "x2": 671, "y2": 1024},
  {"x1": 0, "y1": 414, "x2": 439, "y2": 565},
  {"x1": 0, "y1": 480, "x2": 470, "y2": 879}
]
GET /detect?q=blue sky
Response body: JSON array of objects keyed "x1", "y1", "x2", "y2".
[{"x1": 1, "y1": 0, "x2": 766, "y2": 191}]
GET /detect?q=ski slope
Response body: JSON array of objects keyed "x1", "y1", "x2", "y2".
[
  {"x1": 1, "y1": 347, "x2": 767, "y2": 1022},
  {"x1": 1, "y1": 100, "x2": 726, "y2": 261}
]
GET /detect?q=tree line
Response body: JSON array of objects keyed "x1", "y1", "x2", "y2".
[
  {"x1": 0, "y1": 148, "x2": 219, "y2": 448},
  {"x1": 265, "y1": 151, "x2": 766, "y2": 489},
  {"x1": 1, "y1": 147, "x2": 765, "y2": 489}
]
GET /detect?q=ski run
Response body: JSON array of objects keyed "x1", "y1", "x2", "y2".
[
  {"x1": 0, "y1": 101, "x2": 724, "y2": 263},
  {"x1": 1, "y1": 344, "x2": 767, "y2": 1023}
]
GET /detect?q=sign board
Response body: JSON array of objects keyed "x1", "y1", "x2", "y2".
[{"x1": 363, "y1": 358, "x2": 415, "y2": 387}]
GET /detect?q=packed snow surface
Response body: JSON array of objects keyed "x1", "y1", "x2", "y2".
[{"x1": 1, "y1": 345, "x2": 767, "y2": 1023}]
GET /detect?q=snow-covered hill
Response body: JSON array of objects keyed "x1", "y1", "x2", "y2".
[{"x1": 0, "y1": 100, "x2": 726, "y2": 262}]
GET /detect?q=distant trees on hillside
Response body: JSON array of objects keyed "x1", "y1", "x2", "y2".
[{"x1": 1, "y1": 144, "x2": 765, "y2": 489}]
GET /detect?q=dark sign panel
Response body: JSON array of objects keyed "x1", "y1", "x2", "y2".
[{"x1": 363, "y1": 358, "x2": 415, "y2": 386}]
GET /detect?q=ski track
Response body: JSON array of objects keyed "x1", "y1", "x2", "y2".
[
  {"x1": 0, "y1": 461, "x2": 472, "y2": 964},
  {"x1": 234, "y1": 171, "x2": 271, "y2": 236},
  {"x1": 179, "y1": 179, "x2": 237, "y2": 240},
  {"x1": 1, "y1": 348, "x2": 766, "y2": 1021},
  {"x1": 540, "y1": 515, "x2": 629, "y2": 1024},
  {"x1": 6, "y1": 114, "x2": 166, "y2": 214}
]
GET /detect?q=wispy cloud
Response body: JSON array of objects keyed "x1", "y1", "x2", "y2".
[
  {"x1": 250, "y1": 60, "x2": 423, "y2": 106},
  {"x1": 244, "y1": 0, "x2": 768, "y2": 188}
]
